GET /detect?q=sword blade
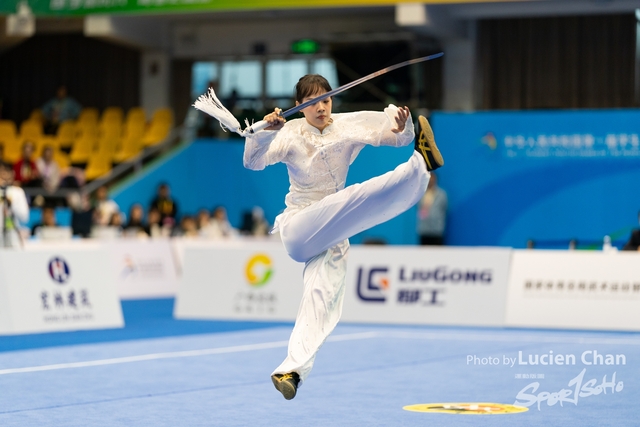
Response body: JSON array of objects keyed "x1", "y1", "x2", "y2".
[{"x1": 280, "y1": 52, "x2": 443, "y2": 118}]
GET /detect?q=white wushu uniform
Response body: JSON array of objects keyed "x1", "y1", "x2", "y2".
[{"x1": 243, "y1": 105, "x2": 430, "y2": 383}]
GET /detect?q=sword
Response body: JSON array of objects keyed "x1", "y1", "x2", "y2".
[{"x1": 193, "y1": 52, "x2": 444, "y2": 136}]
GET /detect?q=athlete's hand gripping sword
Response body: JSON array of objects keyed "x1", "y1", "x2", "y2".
[{"x1": 193, "y1": 52, "x2": 443, "y2": 137}]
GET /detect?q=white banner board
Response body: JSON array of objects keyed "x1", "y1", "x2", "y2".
[
  {"x1": 0, "y1": 245, "x2": 124, "y2": 334},
  {"x1": 341, "y1": 246, "x2": 512, "y2": 326},
  {"x1": 107, "y1": 239, "x2": 179, "y2": 299},
  {"x1": 505, "y1": 250, "x2": 640, "y2": 331},
  {"x1": 175, "y1": 243, "x2": 511, "y2": 327},
  {"x1": 174, "y1": 242, "x2": 304, "y2": 321}
]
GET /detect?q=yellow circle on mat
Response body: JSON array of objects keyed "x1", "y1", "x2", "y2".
[{"x1": 403, "y1": 402, "x2": 528, "y2": 415}]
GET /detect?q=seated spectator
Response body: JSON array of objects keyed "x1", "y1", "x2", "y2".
[
  {"x1": 196, "y1": 208, "x2": 213, "y2": 237},
  {"x1": 144, "y1": 207, "x2": 170, "y2": 238},
  {"x1": 35, "y1": 145, "x2": 61, "y2": 193},
  {"x1": 41, "y1": 85, "x2": 81, "y2": 135},
  {"x1": 209, "y1": 205, "x2": 236, "y2": 239},
  {"x1": 172, "y1": 215, "x2": 199, "y2": 238},
  {"x1": 150, "y1": 182, "x2": 178, "y2": 227},
  {"x1": 13, "y1": 141, "x2": 41, "y2": 187},
  {"x1": 239, "y1": 206, "x2": 270, "y2": 236},
  {"x1": 93, "y1": 185, "x2": 120, "y2": 226},
  {"x1": 31, "y1": 206, "x2": 57, "y2": 237},
  {"x1": 68, "y1": 191, "x2": 94, "y2": 238},
  {"x1": 123, "y1": 204, "x2": 147, "y2": 237},
  {"x1": 622, "y1": 210, "x2": 640, "y2": 251},
  {"x1": 108, "y1": 211, "x2": 124, "y2": 231}
]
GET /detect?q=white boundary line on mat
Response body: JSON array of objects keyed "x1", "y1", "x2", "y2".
[
  {"x1": 380, "y1": 330, "x2": 640, "y2": 346},
  {"x1": 0, "y1": 331, "x2": 378, "y2": 376}
]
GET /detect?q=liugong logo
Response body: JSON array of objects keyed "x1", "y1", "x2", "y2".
[{"x1": 356, "y1": 267, "x2": 389, "y2": 302}]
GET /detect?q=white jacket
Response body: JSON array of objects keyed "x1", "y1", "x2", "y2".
[{"x1": 243, "y1": 105, "x2": 414, "y2": 214}]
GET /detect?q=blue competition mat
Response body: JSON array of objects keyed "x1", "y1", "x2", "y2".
[{"x1": 0, "y1": 299, "x2": 637, "y2": 426}]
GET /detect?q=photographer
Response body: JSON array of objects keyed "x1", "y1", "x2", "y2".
[{"x1": 0, "y1": 162, "x2": 29, "y2": 248}]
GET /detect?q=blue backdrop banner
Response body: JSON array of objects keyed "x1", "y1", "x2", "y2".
[{"x1": 431, "y1": 109, "x2": 640, "y2": 248}]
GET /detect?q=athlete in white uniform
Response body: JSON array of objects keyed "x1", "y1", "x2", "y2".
[{"x1": 243, "y1": 75, "x2": 443, "y2": 400}]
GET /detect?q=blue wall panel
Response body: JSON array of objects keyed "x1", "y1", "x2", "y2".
[{"x1": 431, "y1": 110, "x2": 640, "y2": 248}]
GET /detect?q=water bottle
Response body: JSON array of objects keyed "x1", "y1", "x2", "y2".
[{"x1": 602, "y1": 235, "x2": 612, "y2": 252}]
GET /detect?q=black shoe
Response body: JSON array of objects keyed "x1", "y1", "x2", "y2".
[
  {"x1": 271, "y1": 372, "x2": 300, "y2": 400},
  {"x1": 415, "y1": 115, "x2": 444, "y2": 171}
]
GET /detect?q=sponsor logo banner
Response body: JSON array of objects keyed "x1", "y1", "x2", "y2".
[
  {"x1": 0, "y1": 246, "x2": 123, "y2": 334},
  {"x1": 107, "y1": 240, "x2": 179, "y2": 299},
  {"x1": 174, "y1": 242, "x2": 303, "y2": 321},
  {"x1": 342, "y1": 246, "x2": 512, "y2": 326}
]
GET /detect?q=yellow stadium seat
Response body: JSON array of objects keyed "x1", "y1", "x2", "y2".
[
  {"x1": 84, "y1": 153, "x2": 113, "y2": 181},
  {"x1": 29, "y1": 109, "x2": 45, "y2": 124},
  {"x1": 55, "y1": 120, "x2": 76, "y2": 148},
  {"x1": 0, "y1": 121, "x2": 18, "y2": 157},
  {"x1": 69, "y1": 135, "x2": 97, "y2": 164},
  {"x1": 53, "y1": 150, "x2": 71, "y2": 169},
  {"x1": 78, "y1": 108, "x2": 99, "y2": 124},
  {"x1": 152, "y1": 108, "x2": 172, "y2": 123},
  {"x1": 3, "y1": 138, "x2": 22, "y2": 164},
  {"x1": 96, "y1": 135, "x2": 119, "y2": 156},
  {"x1": 0, "y1": 120, "x2": 17, "y2": 139},
  {"x1": 100, "y1": 107, "x2": 124, "y2": 125},
  {"x1": 75, "y1": 121, "x2": 98, "y2": 140},
  {"x1": 99, "y1": 121, "x2": 123, "y2": 141},
  {"x1": 19, "y1": 120, "x2": 43, "y2": 141},
  {"x1": 141, "y1": 108, "x2": 173, "y2": 147},
  {"x1": 125, "y1": 107, "x2": 146, "y2": 127},
  {"x1": 114, "y1": 134, "x2": 144, "y2": 163}
]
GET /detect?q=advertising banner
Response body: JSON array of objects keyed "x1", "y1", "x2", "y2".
[
  {"x1": 341, "y1": 246, "x2": 512, "y2": 326},
  {"x1": 505, "y1": 250, "x2": 640, "y2": 331},
  {"x1": 1, "y1": 0, "x2": 518, "y2": 17},
  {"x1": 0, "y1": 245, "x2": 124, "y2": 334},
  {"x1": 107, "y1": 239, "x2": 179, "y2": 299},
  {"x1": 174, "y1": 242, "x2": 304, "y2": 321}
]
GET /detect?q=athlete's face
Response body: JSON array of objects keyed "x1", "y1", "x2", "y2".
[{"x1": 297, "y1": 90, "x2": 332, "y2": 132}]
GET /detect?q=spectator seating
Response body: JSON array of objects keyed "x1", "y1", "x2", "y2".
[
  {"x1": 3, "y1": 106, "x2": 173, "y2": 182},
  {"x1": 114, "y1": 107, "x2": 146, "y2": 163}
]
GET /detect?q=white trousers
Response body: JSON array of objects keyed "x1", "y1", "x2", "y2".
[{"x1": 272, "y1": 151, "x2": 430, "y2": 383}]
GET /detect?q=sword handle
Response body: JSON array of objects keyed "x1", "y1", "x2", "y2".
[{"x1": 245, "y1": 119, "x2": 271, "y2": 135}]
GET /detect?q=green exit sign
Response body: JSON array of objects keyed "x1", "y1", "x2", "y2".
[{"x1": 291, "y1": 39, "x2": 320, "y2": 54}]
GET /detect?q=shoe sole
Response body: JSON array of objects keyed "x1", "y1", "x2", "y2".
[
  {"x1": 271, "y1": 374, "x2": 297, "y2": 400},
  {"x1": 417, "y1": 116, "x2": 444, "y2": 171}
]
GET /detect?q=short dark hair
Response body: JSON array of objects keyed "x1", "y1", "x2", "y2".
[
  {"x1": 294, "y1": 74, "x2": 332, "y2": 104},
  {"x1": 0, "y1": 161, "x2": 11, "y2": 171}
]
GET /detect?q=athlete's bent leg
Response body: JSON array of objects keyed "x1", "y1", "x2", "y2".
[{"x1": 281, "y1": 152, "x2": 429, "y2": 262}]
